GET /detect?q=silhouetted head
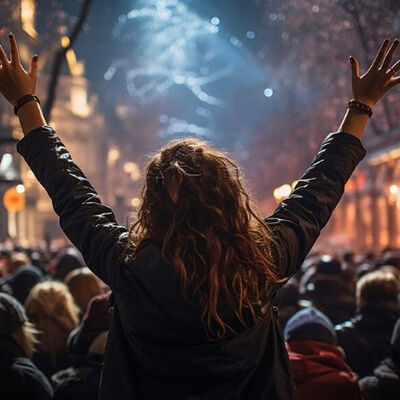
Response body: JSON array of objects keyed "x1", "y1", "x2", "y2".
[
  {"x1": 54, "y1": 247, "x2": 85, "y2": 281},
  {"x1": 8, "y1": 251, "x2": 30, "y2": 274},
  {"x1": 0, "y1": 293, "x2": 38, "y2": 358},
  {"x1": 128, "y1": 138, "x2": 283, "y2": 337}
]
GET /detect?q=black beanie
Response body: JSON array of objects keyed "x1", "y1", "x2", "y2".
[{"x1": 0, "y1": 293, "x2": 28, "y2": 336}]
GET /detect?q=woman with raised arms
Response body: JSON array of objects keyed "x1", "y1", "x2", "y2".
[{"x1": 0, "y1": 33, "x2": 399, "y2": 399}]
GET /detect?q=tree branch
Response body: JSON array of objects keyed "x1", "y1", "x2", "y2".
[
  {"x1": 340, "y1": 0, "x2": 392, "y2": 135},
  {"x1": 43, "y1": 0, "x2": 94, "y2": 121}
]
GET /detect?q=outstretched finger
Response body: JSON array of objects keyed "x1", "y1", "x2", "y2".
[
  {"x1": 8, "y1": 33, "x2": 20, "y2": 65},
  {"x1": 388, "y1": 76, "x2": 400, "y2": 89},
  {"x1": 28, "y1": 55, "x2": 38, "y2": 81},
  {"x1": 0, "y1": 44, "x2": 9, "y2": 66},
  {"x1": 350, "y1": 56, "x2": 360, "y2": 79},
  {"x1": 381, "y1": 39, "x2": 400, "y2": 70},
  {"x1": 388, "y1": 58, "x2": 400, "y2": 76},
  {"x1": 371, "y1": 38, "x2": 390, "y2": 70}
]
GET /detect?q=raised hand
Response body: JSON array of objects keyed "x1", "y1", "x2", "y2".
[
  {"x1": 0, "y1": 33, "x2": 38, "y2": 105},
  {"x1": 350, "y1": 38, "x2": 400, "y2": 107}
]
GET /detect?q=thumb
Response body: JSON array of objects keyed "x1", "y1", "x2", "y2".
[
  {"x1": 28, "y1": 54, "x2": 38, "y2": 81},
  {"x1": 350, "y1": 56, "x2": 360, "y2": 79}
]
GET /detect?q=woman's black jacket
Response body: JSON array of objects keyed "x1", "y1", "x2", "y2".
[{"x1": 17, "y1": 126, "x2": 366, "y2": 399}]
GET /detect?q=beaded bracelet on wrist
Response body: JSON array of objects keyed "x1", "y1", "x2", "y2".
[
  {"x1": 13, "y1": 94, "x2": 41, "y2": 116},
  {"x1": 347, "y1": 99, "x2": 373, "y2": 118}
]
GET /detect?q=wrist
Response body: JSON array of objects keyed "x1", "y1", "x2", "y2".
[
  {"x1": 14, "y1": 94, "x2": 40, "y2": 116},
  {"x1": 17, "y1": 101, "x2": 47, "y2": 135},
  {"x1": 348, "y1": 99, "x2": 373, "y2": 118},
  {"x1": 338, "y1": 107, "x2": 369, "y2": 140},
  {"x1": 352, "y1": 96, "x2": 375, "y2": 108}
]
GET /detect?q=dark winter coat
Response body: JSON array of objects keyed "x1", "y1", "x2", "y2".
[
  {"x1": 32, "y1": 348, "x2": 72, "y2": 380},
  {"x1": 51, "y1": 354, "x2": 103, "y2": 400},
  {"x1": 50, "y1": 293, "x2": 110, "y2": 400},
  {"x1": 358, "y1": 317, "x2": 400, "y2": 399},
  {"x1": 359, "y1": 359, "x2": 400, "y2": 400},
  {"x1": 335, "y1": 303, "x2": 400, "y2": 378},
  {"x1": 0, "y1": 335, "x2": 53, "y2": 400},
  {"x1": 17, "y1": 126, "x2": 365, "y2": 399}
]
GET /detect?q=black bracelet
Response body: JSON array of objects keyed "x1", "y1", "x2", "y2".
[
  {"x1": 14, "y1": 94, "x2": 41, "y2": 116},
  {"x1": 347, "y1": 99, "x2": 373, "y2": 118}
]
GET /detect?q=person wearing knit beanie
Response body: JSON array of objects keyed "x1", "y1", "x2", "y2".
[
  {"x1": 0, "y1": 293, "x2": 53, "y2": 399},
  {"x1": 284, "y1": 307, "x2": 361, "y2": 400},
  {"x1": 284, "y1": 306, "x2": 337, "y2": 344}
]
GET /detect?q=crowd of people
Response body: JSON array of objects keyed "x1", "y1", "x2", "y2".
[
  {"x1": 0, "y1": 28, "x2": 399, "y2": 400},
  {"x1": 0, "y1": 246, "x2": 110, "y2": 399},
  {"x1": 1, "y1": 243, "x2": 399, "y2": 399}
]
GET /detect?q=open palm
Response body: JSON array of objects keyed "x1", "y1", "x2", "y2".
[{"x1": 0, "y1": 33, "x2": 38, "y2": 105}]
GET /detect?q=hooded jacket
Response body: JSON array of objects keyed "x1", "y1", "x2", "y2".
[
  {"x1": 287, "y1": 340, "x2": 361, "y2": 400},
  {"x1": 17, "y1": 126, "x2": 365, "y2": 399},
  {"x1": 0, "y1": 265, "x2": 43, "y2": 304}
]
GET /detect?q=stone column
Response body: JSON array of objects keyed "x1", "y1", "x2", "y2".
[
  {"x1": 386, "y1": 165, "x2": 397, "y2": 247},
  {"x1": 370, "y1": 190, "x2": 380, "y2": 249}
]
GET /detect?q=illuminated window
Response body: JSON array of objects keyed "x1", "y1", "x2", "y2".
[
  {"x1": 124, "y1": 162, "x2": 140, "y2": 181},
  {"x1": 107, "y1": 148, "x2": 120, "y2": 166},
  {"x1": 70, "y1": 85, "x2": 91, "y2": 117},
  {"x1": 21, "y1": 0, "x2": 38, "y2": 38},
  {"x1": 65, "y1": 46, "x2": 85, "y2": 76}
]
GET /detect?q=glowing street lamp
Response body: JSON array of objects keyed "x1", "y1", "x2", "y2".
[{"x1": 389, "y1": 184, "x2": 399, "y2": 195}]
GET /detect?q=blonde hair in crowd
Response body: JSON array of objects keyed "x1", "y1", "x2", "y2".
[
  {"x1": 25, "y1": 281, "x2": 79, "y2": 363},
  {"x1": 12, "y1": 321, "x2": 39, "y2": 359},
  {"x1": 356, "y1": 270, "x2": 398, "y2": 305},
  {"x1": 64, "y1": 267, "x2": 103, "y2": 313}
]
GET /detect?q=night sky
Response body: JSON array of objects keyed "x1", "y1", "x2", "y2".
[{"x1": 2, "y1": 0, "x2": 400, "y2": 203}]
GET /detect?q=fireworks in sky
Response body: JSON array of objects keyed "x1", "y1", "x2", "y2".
[{"x1": 104, "y1": 0, "x2": 267, "y2": 138}]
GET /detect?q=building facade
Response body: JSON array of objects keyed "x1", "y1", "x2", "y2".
[
  {"x1": 0, "y1": 0, "x2": 111, "y2": 246},
  {"x1": 328, "y1": 127, "x2": 400, "y2": 253}
]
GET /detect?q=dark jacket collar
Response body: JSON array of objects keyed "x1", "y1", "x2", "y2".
[
  {"x1": 355, "y1": 304, "x2": 400, "y2": 330},
  {"x1": 0, "y1": 335, "x2": 25, "y2": 359}
]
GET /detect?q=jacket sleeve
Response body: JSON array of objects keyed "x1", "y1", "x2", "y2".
[
  {"x1": 17, "y1": 126, "x2": 128, "y2": 287},
  {"x1": 265, "y1": 132, "x2": 366, "y2": 279}
]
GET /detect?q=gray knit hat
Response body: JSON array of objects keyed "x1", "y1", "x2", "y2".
[
  {"x1": 284, "y1": 307, "x2": 337, "y2": 344},
  {"x1": 0, "y1": 293, "x2": 28, "y2": 336}
]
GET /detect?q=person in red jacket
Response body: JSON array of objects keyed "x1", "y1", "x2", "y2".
[{"x1": 284, "y1": 307, "x2": 361, "y2": 400}]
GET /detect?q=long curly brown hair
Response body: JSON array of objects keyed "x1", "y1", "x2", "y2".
[{"x1": 128, "y1": 138, "x2": 283, "y2": 337}]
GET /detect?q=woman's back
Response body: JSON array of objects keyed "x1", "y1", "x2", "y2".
[{"x1": 104, "y1": 240, "x2": 294, "y2": 399}]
